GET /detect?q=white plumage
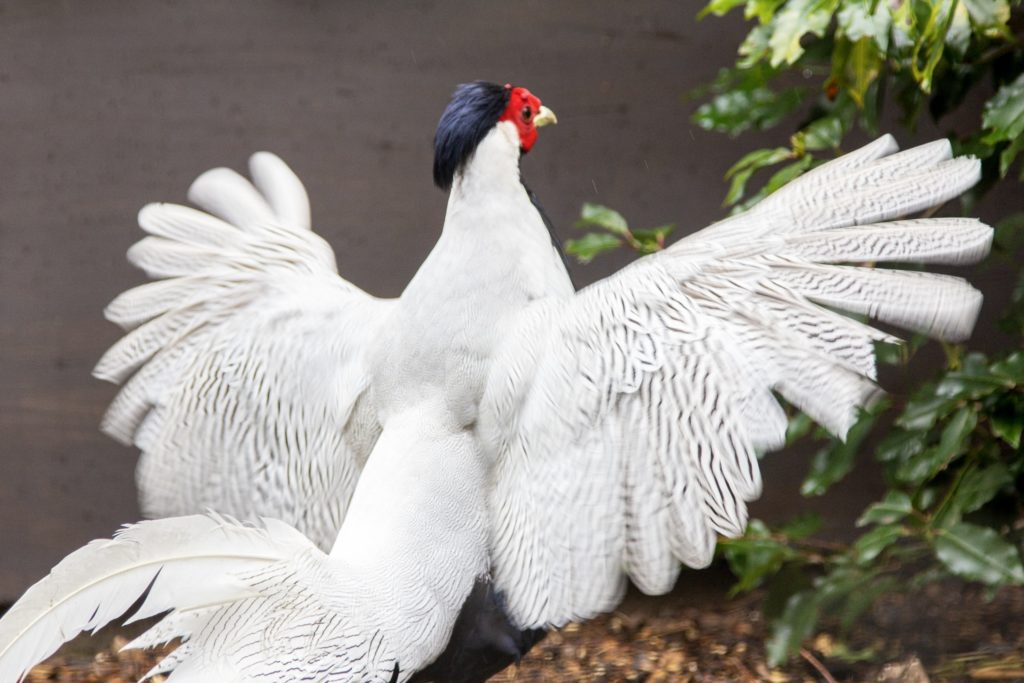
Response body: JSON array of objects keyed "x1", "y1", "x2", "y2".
[
  {"x1": 0, "y1": 80, "x2": 993, "y2": 682},
  {"x1": 94, "y1": 153, "x2": 392, "y2": 548},
  {"x1": 0, "y1": 514, "x2": 406, "y2": 682},
  {"x1": 480, "y1": 136, "x2": 989, "y2": 628}
]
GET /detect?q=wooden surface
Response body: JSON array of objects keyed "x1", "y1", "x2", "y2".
[{"x1": 0, "y1": 1, "x2": 1018, "y2": 601}]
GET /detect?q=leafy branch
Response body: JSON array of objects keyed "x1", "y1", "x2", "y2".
[{"x1": 570, "y1": 0, "x2": 1024, "y2": 668}]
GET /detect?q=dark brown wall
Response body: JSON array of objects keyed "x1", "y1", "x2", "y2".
[{"x1": 1, "y1": 1, "x2": 1018, "y2": 601}]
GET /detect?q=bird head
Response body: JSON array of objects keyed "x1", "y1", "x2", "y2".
[{"x1": 433, "y1": 81, "x2": 557, "y2": 190}]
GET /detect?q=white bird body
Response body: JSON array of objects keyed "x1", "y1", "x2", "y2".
[
  {"x1": 370, "y1": 122, "x2": 573, "y2": 426},
  {"x1": 0, "y1": 82, "x2": 996, "y2": 682}
]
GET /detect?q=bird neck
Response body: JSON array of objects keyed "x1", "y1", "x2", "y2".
[{"x1": 446, "y1": 123, "x2": 527, "y2": 219}]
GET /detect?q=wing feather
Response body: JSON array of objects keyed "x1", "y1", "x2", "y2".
[
  {"x1": 481, "y1": 137, "x2": 993, "y2": 629},
  {"x1": 97, "y1": 153, "x2": 392, "y2": 550}
]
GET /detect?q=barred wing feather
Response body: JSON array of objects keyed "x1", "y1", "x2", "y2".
[
  {"x1": 480, "y1": 136, "x2": 993, "y2": 629},
  {"x1": 94, "y1": 153, "x2": 394, "y2": 551},
  {"x1": 0, "y1": 515, "x2": 402, "y2": 682}
]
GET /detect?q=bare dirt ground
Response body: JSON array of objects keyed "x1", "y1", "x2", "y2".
[{"x1": 13, "y1": 569, "x2": 1024, "y2": 682}]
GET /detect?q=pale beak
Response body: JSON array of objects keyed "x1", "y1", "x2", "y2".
[{"x1": 534, "y1": 106, "x2": 558, "y2": 128}]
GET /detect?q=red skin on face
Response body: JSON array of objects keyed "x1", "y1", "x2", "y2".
[{"x1": 499, "y1": 84, "x2": 544, "y2": 153}]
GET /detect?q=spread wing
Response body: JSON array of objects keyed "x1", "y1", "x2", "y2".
[
  {"x1": 95, "y1": 153, "x2": 394, "y2": 550},
  {"x1": 479, "y1": 136, "x2": 993, "y2": 628}
]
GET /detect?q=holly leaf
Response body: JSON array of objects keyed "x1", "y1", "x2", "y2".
[
  {"x1": 991, "y1": 414, "x2": 1023, "y2": 449},
  {"x1": 853, "y1": 524, "x2": 905, "y2": 564},
  {"x1": 767, "y1": 590, "x2": 822, "y2": 665},
  {"x1": 991, "y1": 351, "x2": 1024, "y2": 384},
  {"x1": 723, "y1": 520, "x2": 799, "y2": 595},
  {"x1": 982, "y1": 74, "x2": 1024, "y2": 162},
  {"x1": 877, "y1": 428, "x2": 926, "y2": 464},
  {"x1": 896, "y1": 392, "x2": 958, "y2": 430},
  {"x1": 801, "y1": 405, "x2": 880, "y2": 496},
  {"x1": 857, "y1": 491, "x2": 913, "y2": 527},
  {"x1": 895, "y1": 407, "x2": 977, "y2": 484},
  {"x1": 934, "y1": 522, "x2": 1024, "y2": 586},
  {"x1": 955, "y1": 463, "x2": 1013, "y2": 516}
]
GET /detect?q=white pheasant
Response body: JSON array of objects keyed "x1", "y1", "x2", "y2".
[{"x1": 0, "y1": 81, "x2": 993, "y2": 682}]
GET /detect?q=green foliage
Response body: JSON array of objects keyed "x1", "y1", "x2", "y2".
[
  {"x1": 565, "y1": 203, "x2": 674, "y2": 263},
  {"x1": 690, "y1": 0, "x2": 1024, "y2": 212},
  {"x1": 983, "y1": 73, "x2": 1024, "y2": 176},
  {"x1": 732, "y1": 338, "x2": 1024, "y2": 664},
  {"x1": 570, "y1": 0, "x2": 1024, "y2": 667},
  {"x1": 690, "y1": 2, "x2": 1024, "y2": 663}
]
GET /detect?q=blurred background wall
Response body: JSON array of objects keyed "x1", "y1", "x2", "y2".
[{"x1": 0, "y1": 1, "x2": 1017, "y2": 601}]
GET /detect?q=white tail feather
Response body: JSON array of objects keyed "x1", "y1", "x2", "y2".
[{"x1": 0, "y1": 515, "x2": 316, "y2": 683}]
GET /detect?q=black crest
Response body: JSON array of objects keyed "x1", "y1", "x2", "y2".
[{"x1": 433, "y1": 82, "x2": 511, "y2": 190}]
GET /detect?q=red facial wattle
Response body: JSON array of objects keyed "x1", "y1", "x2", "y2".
[{"x1": 499, "y1": 85, "x2": 547, "y2": 153}]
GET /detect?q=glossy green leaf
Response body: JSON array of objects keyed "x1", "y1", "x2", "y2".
[
  {"x1": 983, "y1": 74, "x2": 1024, "y2": 144},
  {"x1": 799, "y1": 116, "x2": 844, "y2": 151},
  {"x1": 934, "y1": 522, "x2": 1024, "y2": 585},
  {"x1": 576, "y1": 202, "x2": 629, "y2": 236},
  {"x1": 954, "y1": 463, "x2": 1013, "y2": 516},
  {"x1": 896, "y1": 392, "x2": 958, "y2": 431},
  {"x1": 936, "y1": 352, "x2": 1006, "y2": 399},
  {"x1": 724, "y1": 519, "x2": 800, "y2": 595},
  {"x1": 630, "y1": 224, "x2": 675, "y2": 241},
  {"x1": 876, "y1": 428, "x2": 926, "y2": 464},
  {"x1": 693, "y1": 86, "x2": 806, "y2": 136},
  {"x1": 911, "y1": 0, "x2": 957, "y2": 93},
  {"x1": 847, "y1": 37, "x2": 883, "y2": 105},
  {"x1": 837, "y1": 0, "x2": 891, "y2": 50},
  {"x1": 769, "y1": 0, "x2": 839, "y2": 66},
  {"x1": 724, "y1": 146, "x2": 792, "y2": 204},
  {"x1": 991, "y1": 414, "x2": 1023, "y2": 449},
  {"x1": 801, "y1": 406, "x2": 879, "y2": 496},
  {"x1": 991, "y1": 351, "x2": 1024, "y2": 384},
  {"x1": 854, "y1": 524, "x2": 905, "y2": 564},
  {"x1": 857, "y1": 491, "x2": 914, "y2": 527},
  {"x1": 564, "y1": 232, "x2": 622, "y2": 264},
  {"x1": 767, "y1": 590, "x2": 821, "y2": 665},
  {"x1": 767, "y1": 155, "x2": 814, "y2": 190},
  {"x1": 1000, "y1": 134, "x2": 1024, "y2": 177},
  {"x1": 896, "y1": 407, "x2": 977, "y2": 484},
  {"x1": 786, "y1": 411, "x2": 815, "y2": 445}
]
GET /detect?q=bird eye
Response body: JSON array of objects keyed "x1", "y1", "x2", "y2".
[{"x1": 522, "y1": 106, "x2": 532, "y2": 122}]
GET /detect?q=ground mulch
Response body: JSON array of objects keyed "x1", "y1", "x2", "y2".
[{"x1": 14, "y1": 569, "x2": 1024, "y2": 682}]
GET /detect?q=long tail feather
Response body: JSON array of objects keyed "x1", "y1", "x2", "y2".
[{"x1": 0, "y1": 515, "x2": 315, "y2": 683}]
